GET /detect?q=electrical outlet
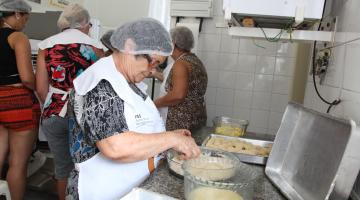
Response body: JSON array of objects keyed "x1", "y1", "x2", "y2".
[{"x1": 313, "y1": 16, "x2": 337, "y2": 84}]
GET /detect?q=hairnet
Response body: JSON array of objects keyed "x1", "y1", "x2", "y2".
[
  {"x1": 110, "y1": 18, "x2": 173, "y2": 56},
  {"x1": 100, "y1": 30, "x2": 115, "y2": 51},
  {"x1": 0, "y1": 0, "x2": 31, "y2": 13},
  {"x1": 57, "y1": 3, "x2": 90, "y2": 30},
  {"x1": 170, "y1": 26, "x2": 194, "y2": 51}
]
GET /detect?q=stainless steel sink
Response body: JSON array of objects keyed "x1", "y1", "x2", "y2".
[{"x1": 265, "y1": 102, "x2": 360, "y2": 200}]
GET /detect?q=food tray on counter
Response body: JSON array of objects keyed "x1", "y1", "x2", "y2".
[{"x1": 201, "y1": 134, "x2": 273, "y2": 165}]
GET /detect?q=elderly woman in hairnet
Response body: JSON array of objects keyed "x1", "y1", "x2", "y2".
[
  {"x1": 35, "y1": 4, "x2": 104, "y2": 199},
  {"x1": 66, "y1": 18, "x2": 200, "y2": 200},
  {"x1": 154, "y1": 26, "x2": 208, "y2": 139},
  {"x1": 0, "y1": 1, "x2": 40, "y2": 200}
]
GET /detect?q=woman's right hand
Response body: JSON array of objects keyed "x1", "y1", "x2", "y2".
[{"x1": 171, "y1": 129, "x2": 201, "y2": 160}]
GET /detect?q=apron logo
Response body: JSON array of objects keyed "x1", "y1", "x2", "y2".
[{"x1": 135, "y1": 114, "x2": 141, "y2": 119}]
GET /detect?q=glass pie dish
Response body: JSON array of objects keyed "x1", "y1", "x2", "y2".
[{"x1": 182, "y1": 148, "x2": 258, "y2": 200}]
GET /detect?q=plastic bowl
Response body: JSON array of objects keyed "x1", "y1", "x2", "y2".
[
  {"x1": 213, "y1": 116, "x2": 249, "y2": 137},
  {"x1": 182, "y1": 148, "x2": 258, "y2": 200}
]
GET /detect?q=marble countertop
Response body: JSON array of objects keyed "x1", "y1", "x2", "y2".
[
  {"x1": 140, "y1": 161, "x2": 286, "y2": 200},
  {"x1": 140, "y1": 127, "x2": 286, "y2": 200}
]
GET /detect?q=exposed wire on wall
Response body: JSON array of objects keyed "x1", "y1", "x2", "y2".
[
  {"x1": 311, "y1": 0, "x2": 341, "y2": 114},
  {"x1": 311, "y1": 43, "x2": 341, "y2": 113}
]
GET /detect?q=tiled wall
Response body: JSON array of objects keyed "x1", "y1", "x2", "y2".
[
  {"x1": 304, "y1": 0, "x2": 360, "y2": 125},
  {"x1": 198, "y1": 0, "x2": 297, "y2": 135}
]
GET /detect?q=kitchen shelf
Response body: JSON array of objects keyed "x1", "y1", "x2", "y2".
[{"x1": 228, "y1": 26, "x2": 333, "y2": 42}]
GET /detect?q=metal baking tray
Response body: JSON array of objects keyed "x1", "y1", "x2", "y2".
[
  {"x1": 202, "y1": 134, "x2": 273, "y2": 165},
  {"x1": 265, "y1": 102, "x2": 360, "y2": 200}
]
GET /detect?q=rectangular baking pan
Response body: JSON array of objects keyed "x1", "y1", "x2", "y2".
[
  {"x1": 265, "y1": 102, "x2": 360, "y2": 200},
  {"x1": 202, "y1": 134, "x2": 273, "y2": 165}
]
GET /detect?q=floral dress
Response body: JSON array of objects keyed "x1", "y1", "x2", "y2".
[
  {"x1": 42, "y1": 43, "x2": 98, "y2": 119},
  {"x1": 165, "y1": 53, "x2": 208, "y2": 131}
]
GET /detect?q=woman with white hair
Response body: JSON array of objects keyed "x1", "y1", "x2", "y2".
[
  {"x1": 35, "y1": 4, "x2": 104, "y2": 199},
  {"x1": 0, "y1": 0, "x2": 40, "y2": 199},
  {"x1": 66, "y1": 18, "x2": 200, "y2": 200}
]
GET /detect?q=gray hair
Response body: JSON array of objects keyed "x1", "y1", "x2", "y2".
[
  {"x1": 170, "y1": 26, "x2": 194, "y2": 52},
  {"x1": 100, "y1": 30, "x2": 115, "y2": 51},
  {"x1": 57, "y1": 3, "x2": 90, "y2": 30},
  {"x1": 110, "y1": 18, "x2": 173, "y2": 56},
  {"x1": 0, "y1": 0, "x2": 31, "y2": 13}
]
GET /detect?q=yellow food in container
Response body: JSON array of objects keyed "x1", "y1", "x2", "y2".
[
  {"x1": 213, "y1": 116, "x2": 248, "y2": 137},
  {"x1": 214, "y1": 126, "x2": 245, "y2": 137}
]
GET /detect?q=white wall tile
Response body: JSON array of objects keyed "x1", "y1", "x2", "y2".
[
  {"x1": 255, "y1": 56, "x2": 276, "y2": 75},
  {"x1": 251, "y1": 92, "x2": 271, "y2": 110},
  {"x1": 237, "y1": 54, "x2": 256, "y2": 73},
  {"x1": 207, "y1": 69, "x2": 219, "y2": 87},
  {"x1": 238, "y1": 38, "x2": 258, "y2": 55},
  {"x1": 270, "y1": 94, "x2": 289, "y2": 112},
  {"x1": 254, "y1": 74, "x2": 273, "y2": 92},
  {"x1": 256, "y1": 40, "x2": 278, "y2": 56},
  {"x1": 272, "y1": 76, "x2": 291, "y2": 94},
  {"x1": 198, "y1": 51, "x2": 220, "y2": 70},
  {"x1": 220, "y1": 34, "x2": 239, "y2": 53},
  {"x1": 212, "y1": 0, "x2": 224, "y2": 16},
  {"x1": 205, "y1": 87, "x2": 217, "y2": 105},
  {"x1": 198, "y1": 34, "x2": 221, "y2": 51},
  {"x1": 215, "y1": 88, "x2": 234, "y2": 106},
  {"x1": 233, "y1": 90, "x2": 252, "y2": 109},
  {"x1": 215, "y1": 105, "x2": 234, "y2": 118},
  {"x1": 247, "y1": 126, "x2": 267, "y2": 134},
  {"x1": 343, "y1": 43, "x2": 360, "y2": 92},
  {"x1": 268, "y1": 111, "x2": 284, "y2": 130},
  {"x1": 235, "y1": 72, "x2": 254, "y2": 91},
  {"x1": 206, "y1": 105, "x2": 216, "y2": 127},
  {"x1": 219, "y1": 53, "x2": 238, "y2": 71},
  {"x1": 340, "y1": 90, "x2": 360, "y2": 124},
  {"x1": 277, "y1": 42, "x2": 298, "y2": 57},
  {"x1": 233, "y1": 108, "x2": 251, "y2": 121},
  {"x1": 218, "y1": 71, "x2": 236, "y2": 89},
  {"x1": 275, "y1": 57, "x2": 296, "y2": 76},
  {"x1": 250, "y1": 109, "x2": 270, "y2": 128}
]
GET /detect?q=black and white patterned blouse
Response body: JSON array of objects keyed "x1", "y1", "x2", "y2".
[{"x1": 66, "y1": 79, "x2": 147, "y2": 200}]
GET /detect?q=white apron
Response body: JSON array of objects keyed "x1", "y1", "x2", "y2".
[
  {"x1": 72, "y1": 56, "x2": 165, "y2": 200},
  {"x1": 157, "y1": 54, "x2": 187, "y2": 123},
  {"x1": 158, "y1": 61, "x2": 173, "y2": 123}
]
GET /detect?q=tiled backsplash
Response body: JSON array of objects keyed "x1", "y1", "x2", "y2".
[{"x1": 197, "y1": 0, "x2": 297, "y2": 135}]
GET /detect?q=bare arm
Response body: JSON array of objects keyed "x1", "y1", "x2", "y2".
[
  {"x1": 154, "y1": 60, "x2": 189, "y2": 107},
  {"x1": 35, "y1": 49, "x2": 49, "y2": 104},
  {"x1": 96, "y1": 129, "x2": 200, "y2": 163},
  {"x1": 93, "y1": 47, "x2": 105, "y2": 59},
  {"x1": 8, "y1": 32, "x2": 34, "y2": 90}
]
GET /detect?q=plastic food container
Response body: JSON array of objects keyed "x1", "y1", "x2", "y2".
[
  {"x1": 213, "y1": 116, "x2": 249, "y2": 137},
  {"x1": 182, "y1": 148, "x2": 258, "y2": 200}
]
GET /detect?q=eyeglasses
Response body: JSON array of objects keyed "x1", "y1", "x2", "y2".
[
  {"x1": 139, "y1": 54, "x2": 161, "y2": 67},
  {"x1": 89, "y1": 22, "x2": 93, "y2": 28}
]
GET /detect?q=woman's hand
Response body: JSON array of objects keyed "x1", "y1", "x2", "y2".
[{"x1": 171, "y1": 129, "x2": 200, "y2": 160}]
